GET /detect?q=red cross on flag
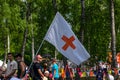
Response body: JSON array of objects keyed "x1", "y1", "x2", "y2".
[{"x1": 44, "y1": 12, "x2": 90, "y2": 65}]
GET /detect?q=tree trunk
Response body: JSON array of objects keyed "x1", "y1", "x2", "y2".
[
  {"x1": 21, "y1": 28, "x2": 28, "y2": 61},
  {"x1": 3, "y1": 36, "x2": 7, "y2": 67},
  {"x1": 52, "y1": 0, "x2": 57, "y2": 14},
  {"x1": 79, "y1": 0, "x2": 85, "y2": 44},
  {"x1": 31, "y1": 16, "x2": 35, "y2": 61},
  {"x1": 21, "y1": 2, "x2": 30, "y2": 60},
  {"x1": 110, "y1": 0, "x2": 116, "y2": 67},
  {"x1": 7, "y1": 34, "x2": 10, "y2": 53},
  {"x1": 3, "y1": 18, "x2": 8, "y2": 66},
  {"x1": 75, "y1": 1, "x2": 86, "y2": 80}
]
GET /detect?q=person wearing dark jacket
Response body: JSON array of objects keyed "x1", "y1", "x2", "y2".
[{"x1": 33, "y1": 54, "x2": 44, "y2": 80}]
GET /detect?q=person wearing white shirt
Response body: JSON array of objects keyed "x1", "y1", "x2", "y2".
[{"x1": 3, "y1": 53, "x2": 18, "y2": 80}]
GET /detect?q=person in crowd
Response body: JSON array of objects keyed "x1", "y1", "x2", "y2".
[
  {"x1": 43, "y1": 70, "x2": 50, "y2": 80},
  {"x1": 96, "y1": 67, "x2": 103, "y2": 80},
  {"x1": 15, "y1": 53, "x2": 27, "y2": 79},
  {"x1": 89, "y1": 69, "x2": 94, "y2": 77},
  {"x1": 116, "y1": 52, "x2": 120, "y2": 68},
  {"x1": 49, "y1": 70, "x2": 53, "y2": 80},
  {"x1": 61, "y1": 67, "x2": 65, "y2": 80},
  {"x1": 75, "y1": 67, "x2": 81, "y2": 80},
  {"x1": 0, "y1": 62, "x2": 7, "y2": 79},
  {"x1": 43, "y1": 63, "x2": 49, "y2": 73},
  {"x1": 69, "y1": 68, "x2": 74, "y2": 80},
  {"x1": 52, "y1": 59, "x2": 59, "y2": 80},
  {"x1": 3, "y1": 53, "x2": 18, "y2": 80},
  {"x1": 108, "y1": 68, "x2": 114, "y2": 80},
  {"x1": 65, "y1": 64, "x2": 71, "y2": 80},
  {"x1": 33, "y1": 54, "x2": 44, "y2": 80}
]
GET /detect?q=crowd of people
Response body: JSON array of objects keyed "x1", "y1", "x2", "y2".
[
  {"x1": 0, "y1": 53, "x2": 60, "y2": 80},
  {"x1": 1, "y1": 53, "x2": 120, "y2": 80},
  {"x1": 0, "y1": 53, "x2": 28, "y2": 80}
]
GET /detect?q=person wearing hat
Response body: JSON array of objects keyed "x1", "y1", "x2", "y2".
[
  {"x1": 43, "y1": 71, "x2": 49, "y2": 80},
  {"x1": 33, "y1": 54, "x2": 44, "y2": 80},
  {"x1": 52, "y1": 59, "x2": 59, "y2": 80}
]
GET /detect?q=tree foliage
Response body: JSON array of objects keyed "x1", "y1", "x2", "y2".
[{"x1": 0, "y1": 0, "x2": 119, "y2": 64}]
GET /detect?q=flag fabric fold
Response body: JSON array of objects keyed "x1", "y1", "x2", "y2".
[{"x1": 44, "y1": 12, "x2": 90, "y2": 65}]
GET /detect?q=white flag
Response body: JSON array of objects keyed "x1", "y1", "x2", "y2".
[{"x1": 44, "y1": 12, "x2": 90, "y2": 65}]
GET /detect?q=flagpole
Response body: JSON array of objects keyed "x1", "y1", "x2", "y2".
[
  {"x1": 26, "y1": 12, "x2": 56, "y2": 76},
  {"x1": 26, "y1": 38, "x2": 45, "y2": 74},
  {"x1": 25, "y1": 22, "x2": 53, "y2": 79}
]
